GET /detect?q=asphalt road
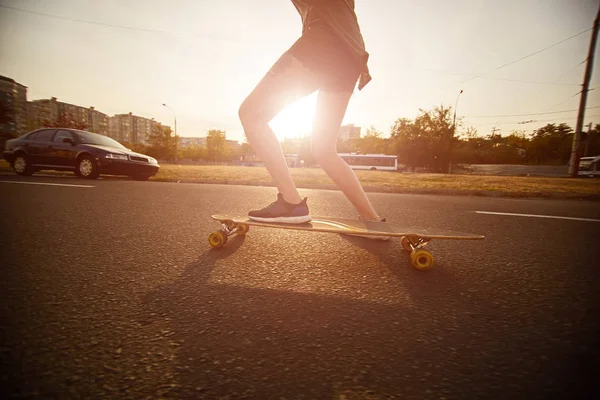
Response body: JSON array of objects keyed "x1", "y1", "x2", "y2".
[{"x1": 1, "y1": 175, "x2": 599, "y2": 400}]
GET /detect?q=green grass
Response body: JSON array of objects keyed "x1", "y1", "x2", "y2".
[{"x1": 1, "y1": 160, "x2": 599, "y2": 198}]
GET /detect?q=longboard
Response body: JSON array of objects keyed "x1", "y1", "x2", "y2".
[{"x1": 209, "y1": 214, "x2": 484, "y2": 270}]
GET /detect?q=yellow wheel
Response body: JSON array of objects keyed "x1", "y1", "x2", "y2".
[
  {"x1": 208, "y1": 230, "x2": 228, "y2": 248},
  {"x1": 400, "y1": 236, "x2": 413, "y2": 252},
  {"x1": 410, "y1": 249, "x2": 434, "y2": 270},
  {"x1": 236, "y1": 223, "x2": 249, "y2": 236}
]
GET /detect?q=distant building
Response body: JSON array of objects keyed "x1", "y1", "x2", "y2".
[
  {"x1": 109, "y1": 112, "x2": 159, "y2": 144},
  {"x1": 338, "y1": 124, "x2": 361, "y2": 141},
  {"x1": 226, "y1": 139, "x2": 240, "y2": 152},
  {"x1": 180, "y1": 137, "x2": 240, "y2": 151},
  {"x1": 180, "y1": 137, "x2": 207, "y2": 147},
  {"x1": 28, "y1": 97, "x2": 109, "y2": 135},
  {"x1": 0, "y1": 75, "x2": 29, "y2": 137}
]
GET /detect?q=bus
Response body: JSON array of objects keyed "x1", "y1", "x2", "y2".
[
  {"x1": 338, "y1": 153, "x2": 398, "y2": 171},
  {"x1": 578, "y1": 155, "x2": 600, "y2": 177}
]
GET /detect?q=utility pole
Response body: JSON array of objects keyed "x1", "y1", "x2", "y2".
[
  {"x1": 162, "y1": 103, "x2": 178, "y2": 164},
  {"x1": 584, "y1": 122, "x2": 592, "y2": 157},
  {"x1": 448, "y1": 89, "x2": 463, "y2": 174},
  {"x1": 569, "y1": 5, "x2": 600, "y2": 177}
]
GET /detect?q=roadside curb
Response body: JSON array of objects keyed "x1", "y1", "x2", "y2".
[
  {"x1": 1, "y1": 169, "x2": 598, "y2": 201},
  {"x1": 150, "y1": 178, "x2": 600, "y2": 201}
]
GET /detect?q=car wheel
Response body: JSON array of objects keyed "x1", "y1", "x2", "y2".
[
  {"x1": 12, "y1": 153, "x2": 34, "y2": 176},
  {"x1": 77, "y1": 155, "x2": 99, "y2": 179}
]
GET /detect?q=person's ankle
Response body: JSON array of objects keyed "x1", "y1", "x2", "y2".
[
  {"x1": 359, "y1": 214, "x2": 383, "y2": 222},
  {"x1": 281, "y1": 193, "x2": 303, "y2": 205}
]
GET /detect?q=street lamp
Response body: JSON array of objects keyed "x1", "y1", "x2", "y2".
[
  {"x1": 162, "y1": 103, "x2": 177, "y2": 163},
  {"x1": 448, "y1": 89, "x2": 464, "y2": 174}
]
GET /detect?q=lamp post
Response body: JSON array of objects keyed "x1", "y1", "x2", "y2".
[
  {"x1": 448, "y1": 89, "x2": 463, "y2": 174},
  {"x1": 162, "y1": 103, "x2": 177, "y2": 163}
]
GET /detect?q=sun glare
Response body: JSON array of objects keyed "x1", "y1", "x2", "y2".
[{"x1": 269, "y1": 92, "x2": 319, "y2": 141}]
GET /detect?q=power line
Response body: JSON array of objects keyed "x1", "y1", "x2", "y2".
[
  {"x1": 0, "y1": 4, "x2": 173, "y2": 34},
  {"x1": 419, "y1": 67, "x2": 581, "y2": 86},
  {"x1": 468, "y1": 113, "x2": 600, "y2": 127},
  {"x1": 466, "y1": 105, "x2": 600, "y2": 119},
  {"x1": 421, "y1": 28, "x2": 592, "y2": 98},
  {"x1": 0, "y1": 3, "x2": 261, "y2": 43},
  {"x1": 525, "y1": 60, "x2": 585, "y2": 101},
  {"x1": 458, "y1": 28, "x2": 592, "y2": 85},
  {"x1": 519, "y1": 113, "x2": 600, "y2": 124},
  {"x1": 538, "y1": 90, "x2": 583, "y2": 115}
]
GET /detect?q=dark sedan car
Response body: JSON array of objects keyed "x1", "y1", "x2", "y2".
[{"x1": 2, "y1": 128, "x2": 160, "y2": 180}]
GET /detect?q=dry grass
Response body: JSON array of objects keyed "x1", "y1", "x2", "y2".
[
  {"x1": 154, "y1": 164, "x2": 600, "y2": 197},
  {"x1": 1, "y1": 160, "x2": 598, "y2": 198}
]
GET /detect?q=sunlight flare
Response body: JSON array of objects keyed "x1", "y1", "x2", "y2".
[{"x1": 269, "y1": 92, "x2": 318, "y2": 141}]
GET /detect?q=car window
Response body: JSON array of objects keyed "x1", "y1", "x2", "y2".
[
  {"x1": 53, "y1": 130, "x2": 74, "y2": 143},
  {"x1": 74, "y1": 130, "x2": 127, "y2": 150},
  {"x1": 25, "y1": 131, "x2": 39, "y2": 141},
  {"x1": 34, "y1": 129, "x2": 57, "y2": 142}
]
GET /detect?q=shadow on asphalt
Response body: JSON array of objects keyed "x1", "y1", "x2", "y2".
[{"x1": 138, "y1": 234, "x2": 541, "y2": 399}]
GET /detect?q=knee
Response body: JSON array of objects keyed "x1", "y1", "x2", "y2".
[
  {"x1": 238, "y1": 94, "x2": 275, "y2": 128},
  {"x1": 238, "y1": 99, "x2": 254, "y2": 129}
]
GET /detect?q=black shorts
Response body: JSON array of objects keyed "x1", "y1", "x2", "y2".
[{"x1": 286, "y1": 25, "x2": 361, "y2": 92}]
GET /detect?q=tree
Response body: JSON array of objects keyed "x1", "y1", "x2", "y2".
[
  {"x1": 179, "y1": 144, "x2": 207, "y2": 161},
  {"x1": 206, "y1": 129, "x2": 228, "y2": 162},
  {"x1": 529, "y1": 123, "x2": 573, "y2": 164},
  {"x1": 281, "y1": 137, "x2": 300, "y2": 155},
  {"x1": 298, "y1": 136, "x2": 315, "y2": 166},
  {"x1": 389, "y1": 105, "x2": 455, "y2": 172},
  {"x1": 460, "y1": 126, "x2": 479, "y2": 140},
  {"x1": 336, "y1": 137, "x2": 360, "y2": 153},
  {"x1": 357, "y1": 126, "x2": 388, "y2": 154},
  {"x1": 582, "y1": 123, "x2": 600, "y2": 157},
  {"x1": 147, "y1": 124, "x2": 176, "y2": 161},
  {"x1": 40, "y1": 109, "x2": 88, "y2": 130}
]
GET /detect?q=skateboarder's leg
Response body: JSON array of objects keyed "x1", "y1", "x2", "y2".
[
  {"x1": 311, "y1": 90, "x2": 382, "y2": 221},
  {"x1": 239, "y1": 52, "x2": 319, "y2": 205}
]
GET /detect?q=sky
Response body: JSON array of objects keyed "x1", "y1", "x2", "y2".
[{"x1": 1, "y1": 0, "x2": 599, "y2": 143}]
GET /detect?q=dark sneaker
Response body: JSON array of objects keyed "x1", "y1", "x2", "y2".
[{"x1": 248, "y1": 193, "x2": 311, "y2": 224}]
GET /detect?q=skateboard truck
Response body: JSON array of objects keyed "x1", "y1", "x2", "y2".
[
  {"x1": 208, "y1": 221, "x2": 250, "y2": 248},
  {"x1": 400, "y1": 235, "x2": 434, "y2": 270}
]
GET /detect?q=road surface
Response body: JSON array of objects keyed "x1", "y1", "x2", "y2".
[{"x1": 1, "y1": 176, "x2": 599, "y2": 399}]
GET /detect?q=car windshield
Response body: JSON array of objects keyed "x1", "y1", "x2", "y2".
[{"x1": 75, "y1": 130, "x2": 127, "y2": 150}]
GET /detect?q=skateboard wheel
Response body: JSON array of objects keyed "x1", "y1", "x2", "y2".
[
  {"x1": 236, "y1": 223, "x2": 249, "y2": 236},
  {"x1": 410, "y1": 249, "x2": 434, "y2": 270},
  {"x1": 209, "y1": 230, "x2": 228, "y2": 248}
]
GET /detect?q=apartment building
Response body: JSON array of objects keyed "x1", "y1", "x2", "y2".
[
  {"x1": 28, "y1": 97, "x2": 109, "y2": 135},
  {"x1": 338, "y1": 124, "x2": 361, "y2": 141},
  {"x1": 0, "y1": 75, "x2": 29, "y2": 137},
  {"x1": 109, "y1": 112, "x2": 159, "y2": 145},
  {"x1": 180, "y1": 137, "x2": 207, "y2": 148},
  {"x1": 180, "y1": 137, "x2": 239, "y2": 152},
  {"x1": 226, "y1": 139, "x2": 240, "y2": 152}
]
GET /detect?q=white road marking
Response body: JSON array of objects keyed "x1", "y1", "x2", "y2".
[
  {"x1": 475, "y1": 211, "x2": 600, "y2": 223},
  {"x1": 0, "y1": 180, "x2": 94, "y2": 188}
]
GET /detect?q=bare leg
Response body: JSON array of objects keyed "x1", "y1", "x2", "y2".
[
  {"x1": 311, "y1": 90, "x2": 381, "y2": 220},
  {"x1": 239, "y1": 53, "x2": 319, "y2": 204}
]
